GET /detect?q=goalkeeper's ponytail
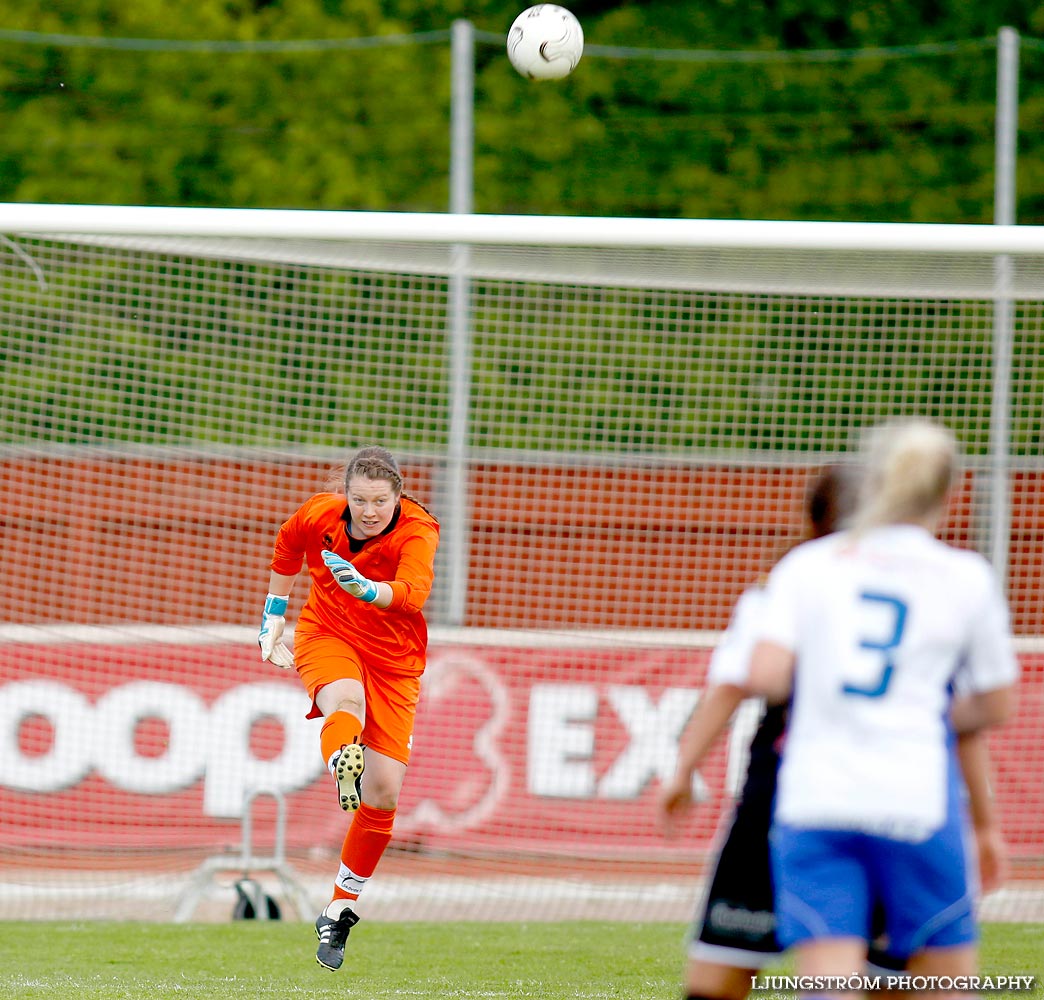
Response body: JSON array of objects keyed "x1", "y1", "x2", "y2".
[
  {"x1": 326, "y1": 446, "x2": 405, "y2": 496},
  {"x1": 344, "y1": 446, "x2": 403, "y2": 495}
]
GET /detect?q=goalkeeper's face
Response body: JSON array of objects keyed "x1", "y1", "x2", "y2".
[{"x1": 347, "y1": 474, "x2": 400, "y2": 538}]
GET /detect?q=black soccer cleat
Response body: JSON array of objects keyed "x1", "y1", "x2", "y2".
[
  {"x1": 315, "y1": 905, "x2": 360, "y2": 972},
  {"x1": 334, "y1": 744, "x2": 365, "y2": 812}
]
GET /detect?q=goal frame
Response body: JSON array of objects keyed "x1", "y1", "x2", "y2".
[
  {"x1": 1, "y1": 201, "x2": 1037, "y2": 609},
  {"x1": 2, "y1": 201, "x2": 1044, "y2": 251},
  {"x1": 1, "y1": 203, "x2": 1042, "y2": 922}
]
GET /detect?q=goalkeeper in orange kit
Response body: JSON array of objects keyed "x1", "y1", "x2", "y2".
[{"x1": 258, "y1": 445, "x2": 439, "y2": 972}]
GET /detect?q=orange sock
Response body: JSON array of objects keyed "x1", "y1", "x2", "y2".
[
  {"x1": 320, "y1": 711, "x2": 363, "y2": 770},
  {"x1": 331, "y1": 803, "x2": 396, "y2": 901}
]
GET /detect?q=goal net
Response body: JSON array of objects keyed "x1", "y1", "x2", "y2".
[{"x1": 0, "y1": 205, "x2": 1041, "y2": 923}]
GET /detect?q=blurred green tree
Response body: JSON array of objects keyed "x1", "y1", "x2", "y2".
[{"x1": 0, "y1": 1, "x2": 1040, "y2": 221}]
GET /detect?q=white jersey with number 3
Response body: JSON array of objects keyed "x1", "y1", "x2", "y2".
[{"x1": 759, "y1": 524, "x2": 1017, "y2": 841}]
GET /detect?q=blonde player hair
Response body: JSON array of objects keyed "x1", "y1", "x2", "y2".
[{"x1": 853, "y1": 418, "x2": 957, "y2": 533}]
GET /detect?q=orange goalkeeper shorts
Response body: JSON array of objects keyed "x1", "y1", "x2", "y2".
[{"x1": 293, "y1": 626, "x2": 421, "y2": 765}]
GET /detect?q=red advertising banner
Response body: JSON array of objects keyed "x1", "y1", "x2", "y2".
[{"x1": 1, "y1": 639, "x2": 1041, "y2": 861}]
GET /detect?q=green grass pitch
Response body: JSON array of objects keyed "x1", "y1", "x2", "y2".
[{"x1": 0, "y1": 922, "x2": 1040, "y2": 999}]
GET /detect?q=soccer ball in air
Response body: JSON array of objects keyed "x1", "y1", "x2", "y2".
[{"x1": 507, "y1": 5, "x2": 584, "y2": 80}]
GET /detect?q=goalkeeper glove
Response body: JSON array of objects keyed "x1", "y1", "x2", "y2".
[
  {"x1": 259, "y1": 593, "x2": 294, "y2": 669},
  {"x1": 322, "y1": 549, "x2": 380, "y2": 603}
]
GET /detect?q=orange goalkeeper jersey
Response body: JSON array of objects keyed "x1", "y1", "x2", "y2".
[{"x1": 270, "y1": 493, "x2": 440, "y2": 676}]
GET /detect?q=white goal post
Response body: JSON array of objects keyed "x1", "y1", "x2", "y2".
[{"x1": 4, "y1": 201, "x2": 1044, "y2": 250}]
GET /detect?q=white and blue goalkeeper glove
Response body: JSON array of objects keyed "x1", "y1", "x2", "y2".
[
  {"x1": 259, "y1": 594, "x2": 295, "y2": 669},
  {"x1": 322, "y1": 549, "x2": 380, "y2": 603}
]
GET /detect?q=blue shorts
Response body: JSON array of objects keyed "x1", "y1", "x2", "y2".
[{"x1": 770, "y1": 820, "x2": 977, "y2": 959}]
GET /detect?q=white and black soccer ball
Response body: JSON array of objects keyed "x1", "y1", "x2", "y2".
[{"x1": 507, "y1": 5, "x2": 584, "y2": 80}]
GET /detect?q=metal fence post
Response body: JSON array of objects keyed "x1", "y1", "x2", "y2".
[
  {"x1": 990, "y1": 25, "x2": 1019, "y2": 583},
  {"x1": 444, "y1": 19, "x2": 475, "y2": 625}
]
